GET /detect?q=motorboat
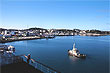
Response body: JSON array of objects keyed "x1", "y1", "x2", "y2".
[{"x1": 68, "y1": 43, "x2": 86, "y2": 58}]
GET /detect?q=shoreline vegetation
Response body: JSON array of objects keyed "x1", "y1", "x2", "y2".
[{"x1": 0, "y1": 27, "x2": 110, "y2": 43}]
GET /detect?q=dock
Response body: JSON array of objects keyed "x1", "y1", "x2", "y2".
[
  {"x1": 0, "y1": 47, "x2": 60, "y2": 73},
  {"x1": 0, "y1": 36, "x2": 55, "y2": 43},
  {"x1": 0, "y1": 36, "x2": 42, "y2": 43},
  {"x1": 1, "y1": 61, "x2": 43, "y2": 73}
]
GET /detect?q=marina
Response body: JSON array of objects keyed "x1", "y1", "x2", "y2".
[
  {"x1": 1, "y1": 36, "x2": 109, "y2": 73},
  {"x1": 1, "y1": 0, "x2": 109, "y2": 73}
]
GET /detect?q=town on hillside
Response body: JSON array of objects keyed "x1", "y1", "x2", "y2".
[{"x1": 0, "y1": 28, "x2": 110, "y2": 42}]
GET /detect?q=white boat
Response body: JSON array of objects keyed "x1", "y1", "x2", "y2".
[
  {"x1": 68, "y1": 43, "x2": 86, "y2": 58},
  {"x1": 0, "y1": 45, "x2": 15, "y2": 53},
  {"x1": 7, "y1": 45, "x2": 15, "y2": 53}
]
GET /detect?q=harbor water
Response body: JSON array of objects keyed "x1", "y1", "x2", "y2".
[{"x1": 2, "y1": 36, "x2": 109, "y2": 73}]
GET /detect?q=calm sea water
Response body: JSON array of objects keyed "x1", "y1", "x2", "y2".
[{"x1": 2, "y1": 36, "x2": 110, "y2": 73}]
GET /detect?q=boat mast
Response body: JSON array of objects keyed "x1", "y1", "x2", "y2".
[
  {"x1": 72, "y1": 43, "x2": 75, "y2": 50},
  {"x1": 73, "y1": 43, "x2": 75, "y2": 48}
]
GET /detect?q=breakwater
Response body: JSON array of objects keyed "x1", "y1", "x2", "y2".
[
  {"x1": 0, "y1": 36, "x2": 44, "y2": 43},
  {"x1": 0, "y1": 34, "x2": 109, "y2": 43}
]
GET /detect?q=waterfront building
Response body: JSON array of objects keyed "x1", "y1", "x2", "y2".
[
  {"x1": 4, "y1": 30, "x2": 10, "y2": 35},
  {"x1": 10, "y1": 31, "x2": 19, "y2": 36},
  {"x1": 79, "y1": 30, "x2": 86, "y2": 34},
  {"x1": 3, "y1": 34, "x2": 12, "y2": 39}
]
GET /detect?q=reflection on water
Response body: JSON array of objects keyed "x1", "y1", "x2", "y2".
[{"x1": 68, "y1": 55, "x2": 79, "y2": 62}]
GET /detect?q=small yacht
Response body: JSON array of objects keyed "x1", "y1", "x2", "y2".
[{"x1": 68, "y1": 43, "x2": 86, "y2": 58}]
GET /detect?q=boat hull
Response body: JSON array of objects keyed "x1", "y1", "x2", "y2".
[{"x1": 68, "y1": 50, "x2": 86, "y2": 58}]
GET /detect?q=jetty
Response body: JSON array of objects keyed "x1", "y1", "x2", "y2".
[
  {"x1": 0, "y1": 35, "x2": 55, "y2": 43},
  {"x1": 0, "y1": 36, "x2": 42, "y2": 43}
]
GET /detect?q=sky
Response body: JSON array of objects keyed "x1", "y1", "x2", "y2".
[{"x1": 0, "y1": 0, "x2": 109, "y2": 30}]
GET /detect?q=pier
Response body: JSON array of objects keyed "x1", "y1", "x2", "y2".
[
  {"x1": 0, "y1": 52, "x2": 42, "y2": 73},
  {"x1": 0, "y1": 36, "x2": 43, "y2": 43},
  {"x1": 0, "y1": 36, "x2": 55, "y2": 43},
  {"x1": 0, "y1": 49, "x2": 60, "y2": 73},
  {"x1": 1, "y1": 61, "x2": 43, "y2": 73}
]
